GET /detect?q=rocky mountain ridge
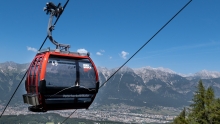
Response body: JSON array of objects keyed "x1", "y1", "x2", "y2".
[
  {"x1": 96, "y1": 66, "x2": 220, "y2": 107},
  {"x1": 1, "y1": 61, "x2": 220, "y2": 108},
  {"x1": 98, "y1": 66, "x2": 220, "y2": 84}
]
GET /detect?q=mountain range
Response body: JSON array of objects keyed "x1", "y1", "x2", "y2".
[
  {"x1": 0, "y1": 61, "x2": 220, "y2": 108},
  {"x1": 95, "y1": 66, "x2": 220, "y2": 107}
]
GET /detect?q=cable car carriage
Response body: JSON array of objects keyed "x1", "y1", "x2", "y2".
[{"x1": 22, "y1": 2, "x2": 99, "y2": 112}]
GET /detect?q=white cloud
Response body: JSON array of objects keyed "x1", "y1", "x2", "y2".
[
  {"x1": 96, "y1": 52, "x2": 102, "y2": 56},
  {"x1": 27, "y1": 46, "x2": 37, "y2": 52},
  {"x1": 109, "y1": 56, "x2": 112, "y2": 59},
  {"x1": 77, "y1": 48, "x2": 88, "y2": 53},
  {"x1": 96, "y1": 49, "x2": 105, "y2": 56},
  {"x1": 120, "y1": 51, "x2": 129, "y2": 59}
]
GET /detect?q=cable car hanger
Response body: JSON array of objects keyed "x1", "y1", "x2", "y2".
[{"x1": 44, "y1": 2, "x2": 70, "y2": 52}]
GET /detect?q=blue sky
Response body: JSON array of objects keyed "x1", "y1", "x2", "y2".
[{"x1": 0, "y1": 0, "x2": 219, "y2": 74}]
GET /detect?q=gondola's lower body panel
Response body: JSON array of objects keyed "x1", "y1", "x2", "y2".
[{"x1": 23, "y1": 93, "x2": 96, "y2": 112}]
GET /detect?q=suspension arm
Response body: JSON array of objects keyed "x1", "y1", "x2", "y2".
[{"x1": 45, "y1": 2, "x2": 70, "y2": 51}]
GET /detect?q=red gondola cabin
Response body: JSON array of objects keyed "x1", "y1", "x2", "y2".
[{"x1": 23, "y1": 48, "x2": 99, "y2": 112}]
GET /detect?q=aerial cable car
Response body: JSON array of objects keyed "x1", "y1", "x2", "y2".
[{"x1": 23, "y1": 1, "x2": 99, "y2": 112}]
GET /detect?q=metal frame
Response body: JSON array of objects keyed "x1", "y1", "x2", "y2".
[{"x1": 44, "y1": 2, "x2": 70, "y2": 51}]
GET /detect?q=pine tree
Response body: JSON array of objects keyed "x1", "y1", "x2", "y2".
[
  {"x1": 189, "y1": 80, "x2": 207, "y2": 124},
  {"x1": 205, "y1": 87, "x2": 215, "y2": 123},
  {"x1": 210, "y1": 98, "x2": 220, "y2": 124},
  {"x1": 172, "y1": 80, "x2": 220, "y2": 124},
  {"x1": 171, "y1": 108, "x2": 188, "y2": 124}
]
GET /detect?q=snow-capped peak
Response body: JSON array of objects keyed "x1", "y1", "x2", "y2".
[
  {"x1": 133, "y1": 66, "x2": 176, "y2": 74},
  {"x1": 117, "y1": 66, "x2": 134, "y2": 73},
  {"x1": 193, "y1": 70, "x2": 220, "y2": 79},
  {"x1": 97, "y1": 67, "x2": 111, "y2": 80}
]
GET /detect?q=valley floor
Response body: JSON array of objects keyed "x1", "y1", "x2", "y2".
[{"x1": 0, "y1": 103, "x2": 181, "y2": 123}]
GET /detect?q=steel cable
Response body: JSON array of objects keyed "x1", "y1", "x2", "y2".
[
  {"x1": 61, "y1": 0, "x2": 192, "y2": 123},
  {"x1": 99, "y1": 0, "x2": 192, "y2": 89}
]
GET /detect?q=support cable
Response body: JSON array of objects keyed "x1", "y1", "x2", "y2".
[
  {"x1": 0, "y1": 0, "x2": 70, "y2": 118},
  {"x1": 61, "y1": 0, "x2": 192, "y2": 123},
  {"x1": 99, "y1": 0, "x2": 192, "y2": 89}
]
